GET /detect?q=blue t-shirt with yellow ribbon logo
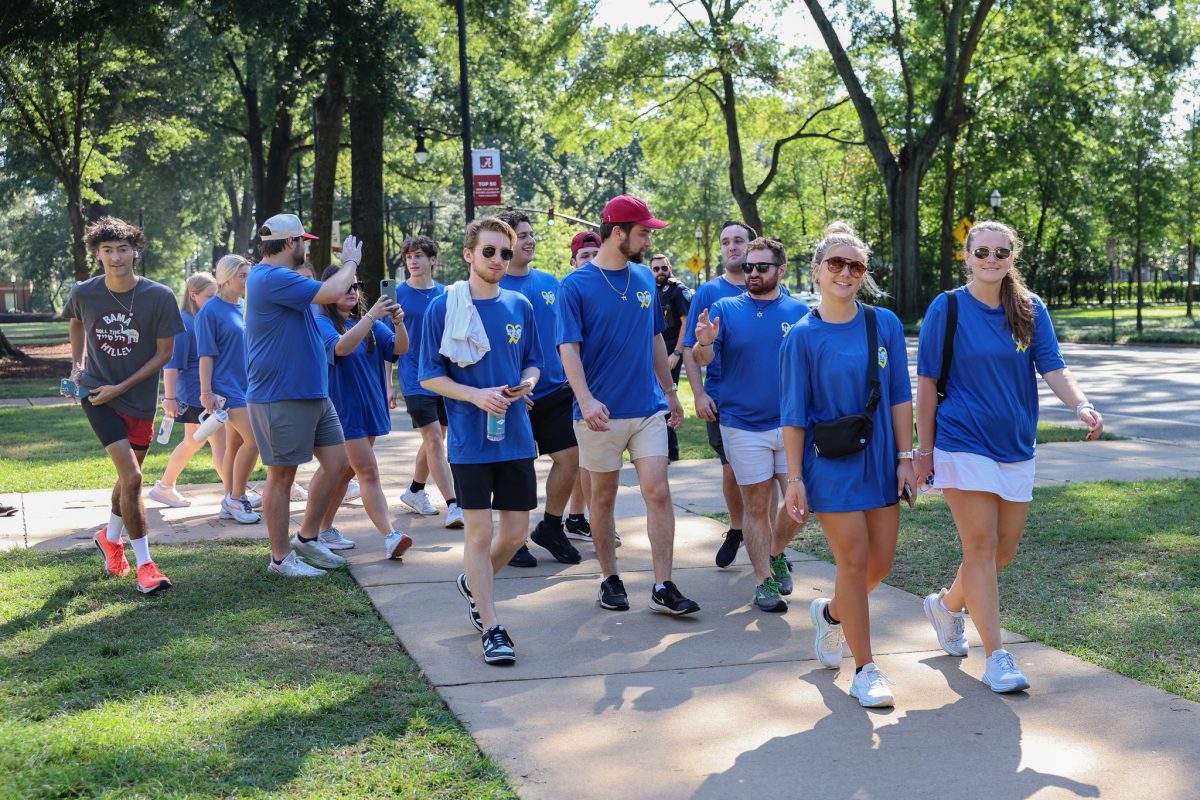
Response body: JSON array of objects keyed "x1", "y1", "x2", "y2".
[
  {"x1": 500, "y1": 267, "x2": 566, "y2": 400},
  {"x1": 418, "y1": 288, "x2": 542, "y2": 464},
  {"x1": 558, "y1": 261, "x2": 667, "y2": 420},
  {"x1": 918, "y1": 286, "x2": 1065, "y2": 463}
]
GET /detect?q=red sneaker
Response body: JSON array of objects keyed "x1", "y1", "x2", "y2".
[
  {"x1": 136, "y1": 561, "x2": 172, "y2": 594},
  {"x1": 93, "y1": 528, "x2": 130, "y2": 577}
]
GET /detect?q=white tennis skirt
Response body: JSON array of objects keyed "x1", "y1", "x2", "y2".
[{"x1": 933, "y1": 448, "x2": 1035, "y2": 503}]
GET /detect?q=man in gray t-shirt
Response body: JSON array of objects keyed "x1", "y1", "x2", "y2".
[{"x1": 65, "y1": 216, "x2": 183, "y2": 595}]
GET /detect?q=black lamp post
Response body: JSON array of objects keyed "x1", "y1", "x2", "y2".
[{"x1": 989, "y1": 189, "x2": 1001, "y2": 219}]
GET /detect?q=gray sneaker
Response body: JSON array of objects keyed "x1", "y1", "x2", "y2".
[
  {"x1": 923, "y1": 588, "x2": 968, "y2": 657},
  {"x1": 291, "y1": 536, "x2": 346, "y2": 569},
  {"x1": 318, "y1": 527, "x2": 356, "y2": 550},
  {"x1": 753, "y1": 577, "x2": 787, "y2": 613},
  {"x1": 268, "y1": 551, "x2": 327, "y2": 577},
  {"x1": 770, "y1": 553, "x2": 793, "y2": 595},
  {"x1": 983, "y1": 649, "x2": 1030, "y2": 693}
]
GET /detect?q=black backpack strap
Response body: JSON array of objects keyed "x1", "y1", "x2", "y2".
[
  {"x1": 936, "y1": 291, "x2": 957, "y2": 403},
  {"x1": 864, "y1": 304, "x2": 881, "y2": 413}
]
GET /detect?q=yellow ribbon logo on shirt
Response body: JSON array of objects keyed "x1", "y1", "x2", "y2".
[
  {"x1": 506, "y1": 323, "x2": 522, "y2": 344},
  {"x1": 781, "y1": 322, "x2": 793, "y2": 337},
  {"x1": 877, "y1": 346, "x2": 888, "y2": 368},
  {"x1": 1013, "y1": 334, "x2": 1029, "y2": 352},
  {"x1": 636, "y1": 290, "x2": 652, "y2": 308},
  {"x1": 541, "y1": 291, "x2": 555, "y2": 305}
]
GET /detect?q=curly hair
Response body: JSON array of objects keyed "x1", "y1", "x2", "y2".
[
  {"x1": 84, "y1": 216, "x2": 145, "y2": 254},
  {"x1": 746, "y1": 237, "x2": 786, "y2": 266}
]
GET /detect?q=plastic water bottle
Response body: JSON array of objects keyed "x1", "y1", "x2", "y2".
[
  {"x1": 193, "y1": 408, "x2": 229, "y2": 442},
  {"x1": 486, "y1": 412, "x2": 506, "y2": 442},
  {"x1": 156, "y1": 414, "x2": 175, "y2": 445}
]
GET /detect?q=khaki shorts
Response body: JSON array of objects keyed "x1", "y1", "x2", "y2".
[{"x1": 574, "y1": 415, "x2": 668, "y2": 473}]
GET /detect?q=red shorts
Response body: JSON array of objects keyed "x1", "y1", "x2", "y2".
[{"x1": 81, "y1": 397, "x2": 154, "y2": 451}]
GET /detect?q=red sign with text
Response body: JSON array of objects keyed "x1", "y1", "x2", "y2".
[{"x1": 472, "y1": 149, "x2": 502, "y2": 206}]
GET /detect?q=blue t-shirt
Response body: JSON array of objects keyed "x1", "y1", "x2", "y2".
[
  {"x1": 245, "y1": 264, "x2": 329, "y2": 403},
  {"x1": 418, "y1": 289, "x2": 542, "y2": 464},
  {"x1": 316, "y1": 314, "x2": 400, "y2": 440},
  {"x1": 917, "y1": 286, "x2": 1065, "y2": 463},
  {"x1": 395, "y1": 281, "x2": 446, "y2": 398},
  {"x1": 194, "y1": 296, "x2": 249, "y2": 409},
  {"x1": 165, "y1": 311, "x2": 201, "y2": 409},
  {"x1": 779, "y1": 303, "x2": 913, "y2": 513},
  {"x1": 558, "y1": 262, "x2": 667, "y2": 420},
  {"x1": 709, "y1": 293, "x2": 810, "y2": 431},
  {"x1": 682, "y1": 275, "x2": 744, "y2": 402},
  {"x1": 499, "y1": 268, "x2": 567, "y2": 399}
]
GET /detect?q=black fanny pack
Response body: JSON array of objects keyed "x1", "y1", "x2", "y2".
[{"x1": 811, "y1": 305, "x2": 880, "y2": 459}]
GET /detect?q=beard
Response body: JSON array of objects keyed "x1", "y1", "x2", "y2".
[
  {"x1": 290, "y1": 242, "x2": 306, "y2": 267},
  {"x1": 747, "y1": 274, "x2": 779, "y2": 296},
  {"x1": 618, "y1": 238, "x2": 644, "y2": 264},
  {"x1": 470, "y1": 261, "x2": 505, "y2": 284}
]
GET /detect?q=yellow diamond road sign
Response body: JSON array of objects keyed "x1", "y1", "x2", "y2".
[
  {"x1": 685, "y1": 254, "x2": 704, "y2": 274},
  {"x1": 953, "y1": 217, "x2": 972, "y2": 245}
]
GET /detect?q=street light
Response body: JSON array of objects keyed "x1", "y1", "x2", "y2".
[
  {"x1": 990, "y1": 189, "x2": 1002, "y2": 217},
  {"x1": 414, "y1": 133, "x2": 430, "y2": 165}
]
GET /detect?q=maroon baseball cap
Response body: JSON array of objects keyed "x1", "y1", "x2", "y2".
[
  {"x1": 570, "y1": 230, "x2": 601, "y2": 255},
  {"x1": 600, "y1": 195, "x2": 668, "y2": 229}
]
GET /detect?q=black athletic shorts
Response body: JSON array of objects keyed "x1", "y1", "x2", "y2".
[
  {"x1": 82, "y1": 396, "x2": 153, "y2": 451},
  {"x1": 706, "y1": 419, "x2": 729, "y2": 465},
  {"x1": 174, "y1": 404, "x2": 203, "y2": 424},
  {"x1": 450, "y1": 459, "x2": 537, "y2": 511},
  {"x1": 405, "y1": 393, "x2": 447, "y2": 429},
  {"x1": 527, "y1": 384, "x2": 577, "y2": 456}
]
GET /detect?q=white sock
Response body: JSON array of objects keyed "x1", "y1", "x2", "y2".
[
  {"x1": 130, "y1": 537, "x2": 151, "y2": 567},
  {"x1": 106, "y1": 513, "x2": 124, "y2": 542}
]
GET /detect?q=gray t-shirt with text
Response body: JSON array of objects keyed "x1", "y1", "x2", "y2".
[{"x1": 65, "y1": 275, "x2": 184, "y2": 419}]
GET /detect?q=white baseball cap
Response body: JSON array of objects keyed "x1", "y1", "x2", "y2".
[{"x1": 258, "y1": 213, "x2": 319, "y2": 241}]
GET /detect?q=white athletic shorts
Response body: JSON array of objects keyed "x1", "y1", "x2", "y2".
[
  {"x1": 720, "y1": 425, "x2": 788, "y2": 485},
  {"x1": 933, "y1": 448, "x2": 1035, "y2": 503}
]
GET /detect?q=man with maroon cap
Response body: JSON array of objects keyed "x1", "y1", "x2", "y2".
[
  {"x1": 558, "y1": 196, "x2": 699, "y2": 616},
  {"x1": 569, "y1": 230, "x2": 601, "y2": 268}
]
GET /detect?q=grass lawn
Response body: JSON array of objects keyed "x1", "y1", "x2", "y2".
[
  {"x1": 0, "y1": 404, "x2": 265, "y2": 492},
  {"x1": 1, "y1": 321, "x2": 70, "y2": 348},
  {"x1": 762, "y1": 478, "x2": 1199, "y2": 703},
  {"x1": 0, "y1": 376, "x2": 62, "y2": 400},
  {"x1": 1048, "y1": 304, "x2": 1200, "y2": 345},
  {"x1": 0, "y1": 541, "x2": 516, "y2": 799}
]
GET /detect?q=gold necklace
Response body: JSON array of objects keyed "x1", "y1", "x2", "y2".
[{"x1": 597, "y1": 265, "x2": 632, "y2": 301}]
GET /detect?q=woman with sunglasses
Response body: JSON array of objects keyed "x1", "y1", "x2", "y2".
[
  {"x1": 148, "y1": 272, "x2": 228, "y2": 508},
  {"x1": 196, "y1": 255, "x2": 261, "y2": 525},
  {"x1": 310, "y1": 270, "x2": 413, "y2": 560},
  {"x1": 914, "y1": 221, "x2": 1103, "y2": 693},
  {"x1": 781, "y1": 222, "x2": 915, "y2": 708}
]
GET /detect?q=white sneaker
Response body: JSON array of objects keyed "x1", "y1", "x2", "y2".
[
  {"x1": 147, "y1": 481, "x2": 190, "y2": 508},
  {"x1": 384, "y1": 531, "x2": 413, "y2": 560},
  {"x1": 809, "y1": 598, "x2": 846, "y2": 669},
  {"x1": 445, "y1": 502, "x2": 464, "y2": 529},
  {"x1": 401, "y1": 488, "x2": 438, "y2": 515},
  {"x1": 343, "y1": 479, "x2": 361, "y2": 502},
  {"x1": 983, "y1": 649, "x2": 1030, "y2": 693},
  {"x1": 219, "y1": 495, "x2": 261, "y2": 524},
  {"x1": 924, "y1": 588, "x2": 969, "y2": 657},
  {"x1": 849, "y1": 662, "x2": 895, "y2": 707},
  {"x1": 268, "y1": 551, "x2": 327, "y2": 577},
  {"x1": 318, "y1": 527, "x2": 356, "y2": 550},
  {"x1": 289, "y1": 483, "x2": 309, "y2": 502},
  {"x1": 242, "y1": 491, "x2": 262, "y2": 509},
  {"x1": 291, "y1": 535, "x2": 346, "y2": 569}
]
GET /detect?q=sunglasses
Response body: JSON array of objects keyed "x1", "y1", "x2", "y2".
[
  {"x1": 347, "y1": 282, "x2": 364, "y2": 293},
  {"x1": 971, "y1": 246, "x2": 1012, "y2": 260},
  {"x1": 481, "y1": 246, "x2": 514, "y2": 260},
  {"x1": 651, "y1": 265, "x2": 670, "y2": 272},
  {"x1": 744, "y1": 262, "x2": 781, "y2": 273},
  {"x1": 824, "y1": 256, "x2": 867, "y2": 277}
]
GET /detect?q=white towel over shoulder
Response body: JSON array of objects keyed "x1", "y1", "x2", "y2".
[{"x1": 439, "y1": 280, "x2": 490, "y2": 367}]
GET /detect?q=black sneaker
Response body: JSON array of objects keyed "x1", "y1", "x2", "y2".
[
  {"x1": 564, "y1": 514, "x2": 592, "y2": 542},
  {"x1": 507, "y1": 543, "x2": 537, "y2": 568},
  {"x1": 598, "y1": 575, "x2": 629, "y2": 610},
  {"x1": 481, "y1": 625, "x2": 516, "y2": 665},
  {"x1": 530, "y1": 519, "x2": 582, "y2": 564},
  {"x1": 456, "y1": 573, "x2": 483, "y2": 632},
  {"x1": 715, "y1": 529, "x2": 743, "y2": 568},
  {"x1": 649, "y1": 581, "x2": 700, "y2": 616}
]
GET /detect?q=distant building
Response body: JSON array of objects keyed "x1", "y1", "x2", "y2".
[{"x1": 0, "y1": 278, "x2": 33, "y2": 313}]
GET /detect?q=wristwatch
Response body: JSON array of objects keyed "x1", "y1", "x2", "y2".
[
  {"x1": 672, "y1": 349, "x2": 682, "y2": 358},
  {"x1": 896, "y1": 450, "x2": 915, "y2": 460},
  {"x1": 663, "y1": 382, "x2": 678, "y2": 394}
]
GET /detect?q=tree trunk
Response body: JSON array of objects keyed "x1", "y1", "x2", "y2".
[
  {"x1": 888, "y1": 167, "x2": 923, "y2": 315},
  {"x1": 1188, "y1": 238, "x2": 1194, "y2": 317},
  {"x1": 262, "y1": 107, "x2": 295, "y2": 221},
  {"x1": 350, "y1": 90, "x2": 385, "y2": 298},
  {"x1": 310, "y1": 68, "x2": 346, "y2": 272},
  {"x1": 0, "y1": 327, "x2": 27, "y2": 361},
  {"x1": 66, "y1": 178, "x2": 89, "y2": 282},
  {"x1": 938, "y1": 136, "x2": 958, "y2": 290}
]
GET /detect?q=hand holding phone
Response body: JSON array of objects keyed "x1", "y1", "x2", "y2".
[{"x1": 901, "y1": 483, "x2": 916, "y2": 508}]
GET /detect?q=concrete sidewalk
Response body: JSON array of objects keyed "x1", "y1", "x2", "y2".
[{"x1": 3, "y1": 420, "x2": 1198, "y2": 798}]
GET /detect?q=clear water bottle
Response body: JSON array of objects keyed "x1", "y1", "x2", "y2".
[
  {"x1": 156, "y1": 414, "x2": 175, "y2": 445},
  {"x1": 486, "y1": 411, "x2": 506, "y2": 442}
]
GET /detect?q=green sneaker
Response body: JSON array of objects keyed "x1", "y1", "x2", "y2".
[
  {"x1": 770, "y1": 553, "x2": 793, "y2": 595},
  {"x1": 753, "y1": 576, "x2": 787, "y2": 613}
]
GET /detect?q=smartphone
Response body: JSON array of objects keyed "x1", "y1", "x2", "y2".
[
  {"x1": 59, "y1": 378, "x2": 81, "y2": 399},
  {"x1": 901, "y1": 483, "x2": 916, "y2": 508},
  {"x1": 380, "y1": 278, "x2": 398, "y2": 305}
]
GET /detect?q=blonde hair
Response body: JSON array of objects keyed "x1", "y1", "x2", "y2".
[
  {"x1": 965, "y1": 220, "x2": 1033, "y2": 346},
  {"x1": 214, "y1": 254, "x2": 251, "y2": 286},
  {"x1": 465, "y1": 217, "x2": 516, "y2": 251},
  {"x1": 181, "y1": 272, "x2": 217, "y2": 316},
  {"x1": 811, "y1": 221, "x2": 884, "y2": 299}
]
